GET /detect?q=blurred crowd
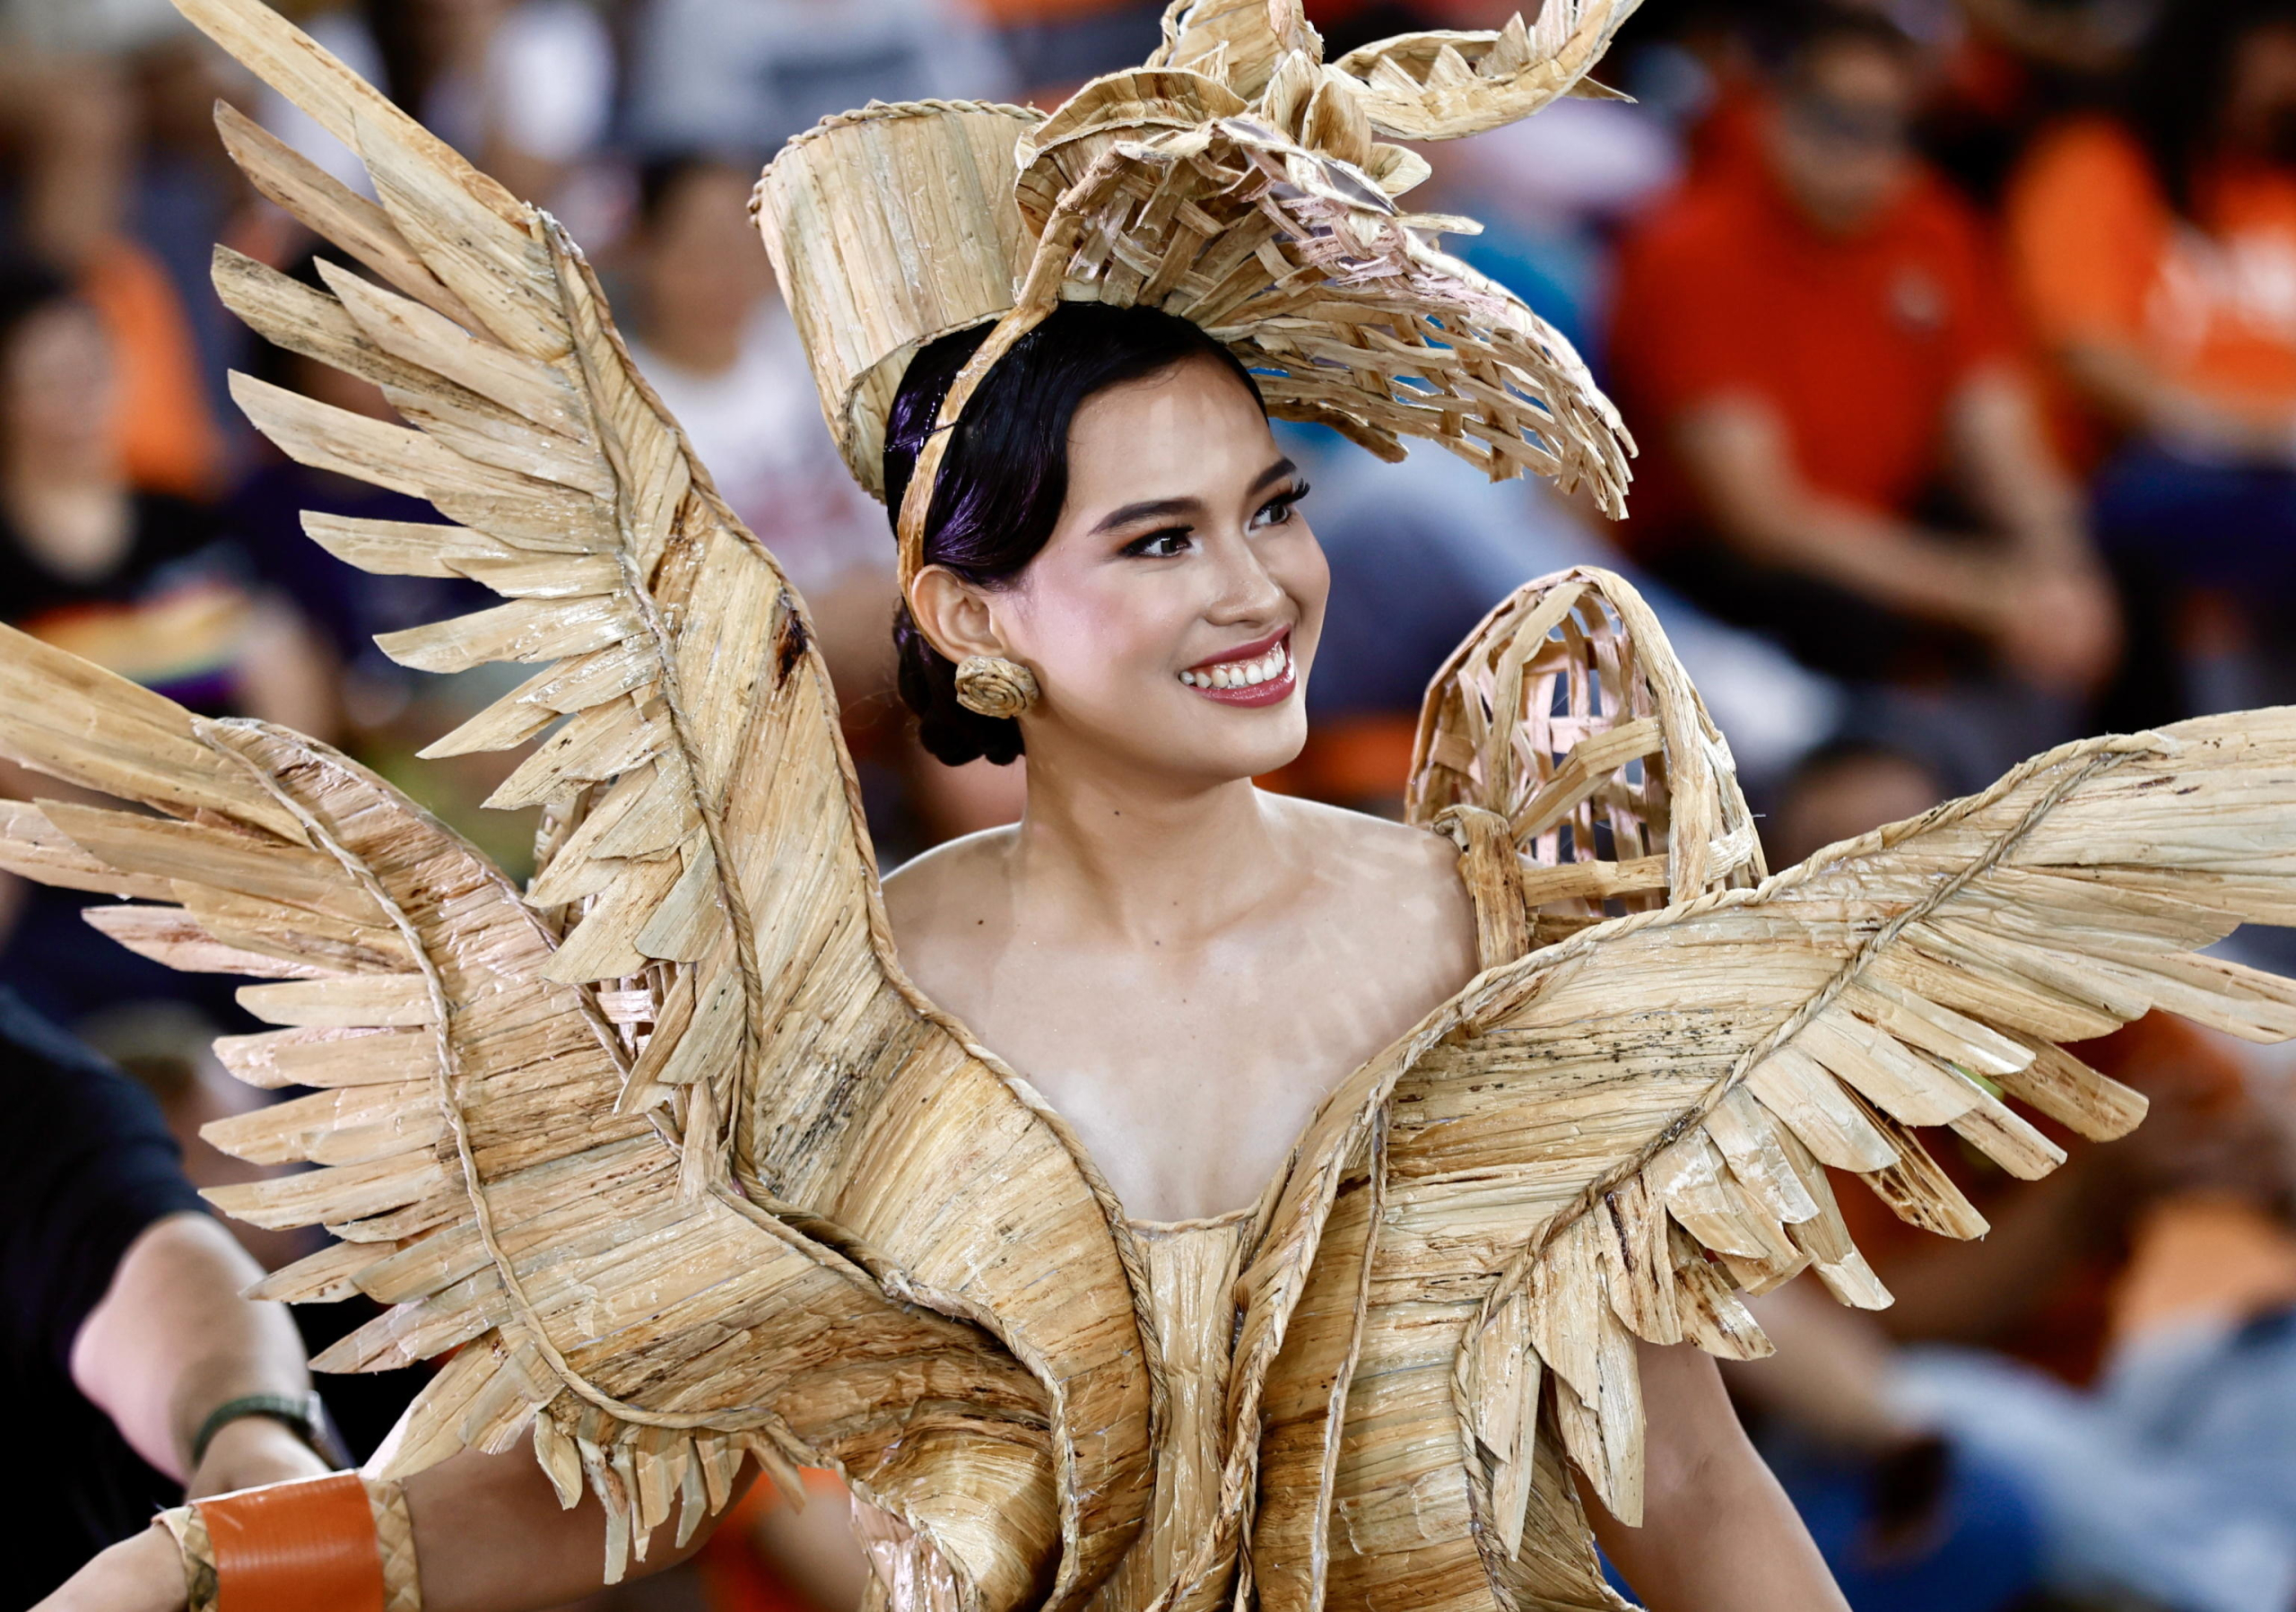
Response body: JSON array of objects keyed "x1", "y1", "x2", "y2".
[{"x1": 4, "y1": 0, "x2": 2296, "y2": 1610}]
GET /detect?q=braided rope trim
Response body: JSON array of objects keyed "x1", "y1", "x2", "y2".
[
  {"x1": 156, "y1": 1505, "x2": 216, "y2": 1612},
  {"x1": 370, "y1": 1477, "x2": 421, "y2": 1612}
]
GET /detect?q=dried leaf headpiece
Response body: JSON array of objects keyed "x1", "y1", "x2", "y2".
[{"x1": 750, "y1": 0, "x2": 1643, "y2": 589}]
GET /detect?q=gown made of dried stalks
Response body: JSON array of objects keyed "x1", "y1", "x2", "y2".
[{"x1": 3, "y1": 3, "x2": 2296, "y2": 1611}]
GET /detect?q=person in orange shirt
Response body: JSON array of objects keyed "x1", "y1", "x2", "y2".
[
  {"x1": 1608, "y1": 10, "x2": 2118, "y2": 710},
  {"x1": 0, "y1": 51, "x2": 225, "y2": 500},
  {"x1": 2007, "y1": 0, "x2": 2296, "y2": 619}
]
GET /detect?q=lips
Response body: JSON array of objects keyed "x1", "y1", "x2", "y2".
[{"x1": 1178, "y1": 630, "x2": 1296, "y2": 708}]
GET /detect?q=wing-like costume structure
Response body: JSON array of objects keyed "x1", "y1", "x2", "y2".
[
  {"x1": 4, "y1": 0, "x2": 2292, "y2": 1607},
  {"x1": 0, "y1": 0, "x2": 1156, "y2": 1601},
  {"x1": 1234, "y1": 570, "x2": 2295, "y2": 1610}
]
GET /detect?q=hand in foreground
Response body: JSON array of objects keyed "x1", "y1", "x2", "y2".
[
  {"x1": 33, "y1": 1524, "x2": 185, "y2": 1612},
  {"x1": 185, "y1": 1415, "x2": 333, "y2": 1500}
]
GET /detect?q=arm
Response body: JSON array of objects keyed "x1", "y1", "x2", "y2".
[
  {"x1": 1945, "y1": 368, "x2": 2090, "y2": 571},
  {"x1": 1583, "y1": 1340, "x2": 1849, "y2": 1612},
  {"x1": 1943, "y1": 368, "x2": 2120, "y2": 691},
  {"x1": 1673, "y1": 396, "x2": 2008, "y2": 629},
  {"x1": 2058, "y1": 335, "x2": 2296, "y2": 463},
  {"x1": 38, "y1": 1444, "x2": 756, "y2": 1612},
  {"x1": 68, "y1": 1210, "x2": 329, "y2": 1498},
  {"x1": 1674, "y1": 392, "x2": 2115, "y2": 691}
]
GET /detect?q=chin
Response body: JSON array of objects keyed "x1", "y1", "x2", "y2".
[{"x1": 1180, "y1": 701, "x2": 1310, "y2": 784}]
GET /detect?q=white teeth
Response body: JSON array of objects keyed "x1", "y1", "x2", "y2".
[{"x1": 1178, "y1": 640, "x2": 1291, "y2": 689}]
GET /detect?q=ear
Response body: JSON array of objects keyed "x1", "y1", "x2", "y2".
[{"x1": 907, "y1": 565, "x2": 1012, "y2": 665}]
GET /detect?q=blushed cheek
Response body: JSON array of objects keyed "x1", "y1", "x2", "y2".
[
  {"x1": 1013, "y1": 577, "x2": 1179, "y2": 710},
  {"x1": 1274, "y1": 531, "x2": 1332, "y2": 667}
]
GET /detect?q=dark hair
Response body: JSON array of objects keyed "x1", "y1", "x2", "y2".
[
  {"x1": 2129, "y1": 0, "x2": 2296, "y2": 217},
  {"x1": 0, "y1": 257, "x2": 79, "y2": 366},
  {"x1": 1761, "y1": 3, "x2": 1918, "y2": 82},
  {"x1": 884, "y1": 301, "x2": 1264, "y2": 766},
  {"x1": 636, "y1": 152, "x2": 761, "y2": 232}
]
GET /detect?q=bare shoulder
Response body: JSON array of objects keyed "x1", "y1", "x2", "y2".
[
  {"x1": 881, "y1": 825, "x2": 1017, "y2": 958},
  {"x1": 1263, "y1": 793, "x2": 1478, "y2": 977}
]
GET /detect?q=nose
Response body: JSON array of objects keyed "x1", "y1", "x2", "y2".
[{"x1": 1202, "y1": 527, "x2": 1289, "y2": 625}]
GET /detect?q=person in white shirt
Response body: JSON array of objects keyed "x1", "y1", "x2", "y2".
[{"x1": 621, "y1": 154, "x2": 896, "y2": 706}]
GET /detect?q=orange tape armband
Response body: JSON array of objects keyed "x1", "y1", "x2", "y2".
[{"x1": 184, "y1": 1472, "x2": 416, "y2": 1612}]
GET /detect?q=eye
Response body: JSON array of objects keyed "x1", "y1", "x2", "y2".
[
  {"x1": 1249, "y1": 482, "x2": 1311, "y2": 531},
  {"x1": 1123, "y1": 527, "x2": 1194, "y2": 559}
]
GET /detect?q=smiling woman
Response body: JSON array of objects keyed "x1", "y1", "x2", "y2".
[
  {"x1": 886, "y1": 303, "x2": 1303, "y2": 766},
  {"x1": 31, "y1": 4, "x2": 2296, "y2": 1612}
]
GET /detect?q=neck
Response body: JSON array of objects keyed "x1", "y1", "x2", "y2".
[{"x1": 1010, "y1": 745, "x2": 1288, "y2": 948}]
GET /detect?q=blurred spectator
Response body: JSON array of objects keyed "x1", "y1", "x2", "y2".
[
  {"x1": 262, "y1": 0, "x2": 615, "y2": 216},
  {"x1": 0, "y1": 260, "x2": 332, "y2": 752},
  {"x1": 970, "y1": 0, "x2": 1160, "y2": 100},
  {"x1": 1608, "y1": 7, "x2": 2118, "y2": 770},
  {"x1": 2006, "y1": 0, "x2": 2296, "y2": 713},
  {"x1": 624, "y1": 0, "x2": 1009, "y2": 160},
  {"x1": 2, "y1": 984, "x2": 331, "y2": 1608},
  {"x1": 0, "y1": 46, "x2": 228, "y2": 497},
  {"x1": 1418, "y1": 95, "x2": 1682, "y2": 364},
  {"x1": 618, "y1": 155, "x2": 892, "y2": 705},
  {"x1": 1288, "y1": 431, "x2": 1839, "y2": 812},
  {"x1": 1918, "y1": 0, "x2": 2151, "y2": 208},
  {"x1": 0, "y1": 259, "x2": 334, "y2": 1024}
]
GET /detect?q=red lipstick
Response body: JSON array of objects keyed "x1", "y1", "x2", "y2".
[{"x1": 1178, "y1": 630, "x2": 1296, "y2": 708}]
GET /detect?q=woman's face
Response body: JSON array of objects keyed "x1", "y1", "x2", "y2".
[
  {"x1": 992, "y1": 356, "x2": 1326, "y2": 789},
  {"x1": 1, "y1": 301, "x2": 116, "y2": 474}
]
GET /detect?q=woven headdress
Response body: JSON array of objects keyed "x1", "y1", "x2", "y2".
[{"x1": 751, "y1": 0, "x2": 1641, "y2": 588}]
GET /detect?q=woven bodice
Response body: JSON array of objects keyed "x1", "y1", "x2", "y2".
[{"x1": 1084, "y1": 1211, "x2": 1257, "y2": 1612}]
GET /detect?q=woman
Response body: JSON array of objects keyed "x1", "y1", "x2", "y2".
[
  {"x1": 36, "y1": 4, "x2": 2285, "y2": 1610},
  {"x1": 41, "y1": 291, "x2": 1845, "y2": 1612},
  {"x1": 880, "y1": 305, "x2": 1851, "y2": 1609}
]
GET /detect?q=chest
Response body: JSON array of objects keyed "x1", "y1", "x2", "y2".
[{"x1": 975, "y1": 948, "x2": 1409, "y2": 1219}]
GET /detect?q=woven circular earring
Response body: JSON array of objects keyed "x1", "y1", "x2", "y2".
[{"x1": 953, "y1": 655, "x2": 1039, "y2": 719}]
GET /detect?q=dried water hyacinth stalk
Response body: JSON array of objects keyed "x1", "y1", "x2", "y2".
[
  {"x1": 1227, "y1": 573, "x2": 2294, "y2": 1610},
  {"x1": 755, "y1": 0, "x2": 1642, "y2": 569},
  {"x1": 2, "y1": 0, "x2": 2295, "y2": 1608},
  {"x1": 9, "y1": 0, "x2": 1162, "y2": 1597},
  {"x1": 1410, "y1": 567, "x2": 1766, "y2": 937}
]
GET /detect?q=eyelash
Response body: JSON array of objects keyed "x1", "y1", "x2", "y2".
[{"x1": 1121, "y1": 483, "x2": 1311, "y2": 558}]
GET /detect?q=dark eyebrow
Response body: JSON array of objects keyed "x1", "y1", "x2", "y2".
[
  {"x1": 1091, "y1": 496, "x2": 1195, "y2": 535},
  {"x1": 1086, "y1": 457, "x2": 1300, "y2": 536}
]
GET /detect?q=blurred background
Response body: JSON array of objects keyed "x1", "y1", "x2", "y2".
[{"x1": 4, "y1": 0, "x2": 2296, "y2": 1608}]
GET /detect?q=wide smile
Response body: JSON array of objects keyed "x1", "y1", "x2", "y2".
[{"x1": 1177, "y1": 630, "x2": 1295, "y2": 709}]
